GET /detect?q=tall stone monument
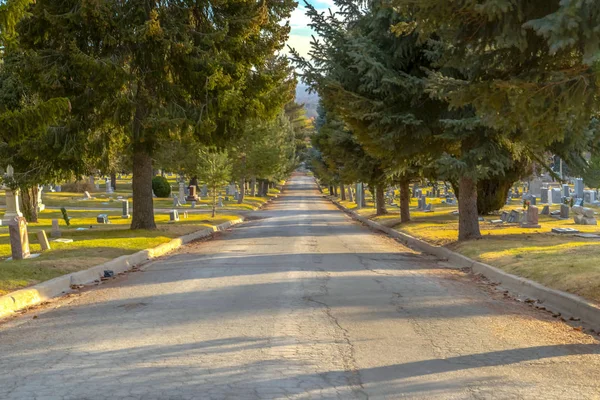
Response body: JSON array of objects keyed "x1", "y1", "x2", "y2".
[{"x1": 3, "y1": 165, "x2": 23, "y2": 226}]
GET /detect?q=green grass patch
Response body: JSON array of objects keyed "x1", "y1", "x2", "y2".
[{"x1": 0, "y1": 209, "x2": 240, "y2": 296}]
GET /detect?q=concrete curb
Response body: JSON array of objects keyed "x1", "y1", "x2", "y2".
[
  {"x1": 328, "y1": 196, "x2": 600, "y2": 329},
  {"x1": 0, "y1": 218, "x2": 244, "y2": 319}
]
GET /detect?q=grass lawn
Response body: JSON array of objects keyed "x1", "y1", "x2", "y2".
[
  {"x1": 0, "y1": 209, "x2": 240, "y2": 296},
  {"x1": 331, "y1": 187, "x2": 600, "y2": 304},
  {"x1": 0, "y1": 186, "x2": 272, "y2": 211}
]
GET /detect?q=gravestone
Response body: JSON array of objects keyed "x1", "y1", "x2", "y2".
[
  {"x1": 560, "y1": 204, "x2": 569, "y2": 219},
  {"x1": 419, "y1": 195, "x2": 427, "y2": 211},
  {"x1": 173, "y1": 195, "x2": 182, "y2": 207},
  {"x1": 234, "y1": 192, "x2": 239, "y2": 201},
  {"x1": 106, "y1": 178, "x2": 113, "y2": 194},
  {"x1": 37, "y1": 186, "x2": 45, "y2": 212},
  {"x1": 218, "y1": 196, "x2": 224, "y2": 207},
  {"x1": 51, "y1": 219, "x2": 61, "y2": 238},
  {"x1": 55, "y1": 185, "x2": 61, "y2": 192},
  {"x1": 191, "y1": 201, "x2": 196, "y2": 208},
  {"x1": 356, "y1": 183, "x2": 363, "y2": 210},
  {"x1": 541, "y1": 205, "x2": 550, "y2": 215},
  {"x1": 201, "y1": 184, "x2": 208, "y2": 197},
  {"x1": 36, "y1": 230, "x2": 51, "y2": 251},
  {"x1": 348, "y1": 188, "x2": 354, "y2": 203},
  {"x1": 178, "y1": 182, "x2": 186, "y2": 204},
  {"x1": 562, "y1": 184, "x2": 570, "y2": 198},
  {"x1": 121, "y1": 200, "x2": 130, "y2": 219},
  {"x1": 186, "y1": 185, "x2": 198, "y2": 201},
  {"x1": 529, "y1": 178, "x2": 542, "y2": 196},
  {"x1": 84, "y1": 191, "x2": 92, "y2": 200},
  {"x1": 573, "y1": 206, "x2": 597, "y2": 225},
  {"x1": 2, "y1": 165, "x2": 23, "y2": 226},
  {"x1": 529, "y1": 196, "x2": 537, "y2": 206},
  {"x1": 8, "y1": 217, "x2": 30, "y2": 260},
  {"x1": 584, "y1": 190, "x2": 596, "y2": 204},
  {"x1": 424, "y1": 203, "x2": 433, "y2": 212},
  {"x1": 501, "y1": 211, "x2": 509, "y2": 222},
  {"x1": 169, "y1": 210, "x2": 179, "y2": 222},
  {"x1": 412, "y1": 184, "x2": 418, "y2": 198},
  {"x1": 574, "y1": 198, "x2": 584, "y2": 207},
  {"x1": 552, "y1": 227, "x2": 580, "y2": 234},
  {"x1": 551, "y1": 188, "x2": 562, "y2": 204},
  {"x1": 507, "y1": 210, "x2": 520, "y2": 223},
  {"x1": 96, "y1": 214, "x2": 108, "y2": 224},
  {"x1": 575, "y1": 178, "x2": 584, "y2": 198},
  {"x1": 540, "y1": 188, "x2": 549, "y2": 204}
]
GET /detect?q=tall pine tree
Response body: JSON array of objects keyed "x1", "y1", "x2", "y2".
[{"x1": 15, "y1": 0, "x2": 295, "y2": 229}]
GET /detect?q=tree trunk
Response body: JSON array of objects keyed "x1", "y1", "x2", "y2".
[
  {"x1": 111, "y1": 172, "x2": 117, "y2": 191},
  {"x1": 238, "y1": 177, "x2": 245, "y2": 204},
  {"x1": 262, "y1": 180, "x2": 268, "y2": 197},
  {"x1": 340, "y1": 183, "x2": 346, "y2": 201},
  {"x1": 400, "y1": 179, "x2": 411, "y2": 223},
  {"x1": 212, "y1": 184, "x2": 217, "y2": 218},
  {"x1": 458, "y1": 176, "x2": 481, "y2": 241},
  {"x1": 250, "y1": 177, "x2": 256, "y2": 196},
  {"x1": 20, "y1": 186, "x2": 38, "y2": 223},
  {"x1": 375, "y1": 184, "x2": 387, "y2": 216},
  {"x1": 348, "y1": 186, "x2": 354, "y2": 202},
  {"x1": 131, "y1": 147, "x2": 157, "y2": 230}
]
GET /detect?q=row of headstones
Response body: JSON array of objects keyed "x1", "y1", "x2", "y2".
[
  {"x1": 411, "y1": 184, "x2": 451, "y2": 199},
  {"x1": 174, "y1": 183, "x2": 238, "y2": 207},
  {"x1": 529, "y1": 178, "x2": 597, "y2": 201},
  {"x1": 521, "y1": 186, "x2": 597, "y2": 206},
  {"x1": 499, "y1": 202, "x2": 597, "y2": 226}
]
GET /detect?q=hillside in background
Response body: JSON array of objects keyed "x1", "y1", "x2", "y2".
[{"x1": 295, "y1": 83, "x2": 319, "y2": 119}]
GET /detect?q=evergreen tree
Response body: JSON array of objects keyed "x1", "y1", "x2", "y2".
[
  {"x1": 14, "y1": 0, "x2": 295, "y2": 230},
  {"x1": 293, "y1": 1, "x2": 444, "y2": 222},
  {"x1": 196, "y1": 149, "x2": 231, "y2": 218},
  {"x1": 392, "y1": 0, "x2": 600, "y2": 239},
  {"x1": 312, "y1": 103, "x2": 389, "y2": 215}
]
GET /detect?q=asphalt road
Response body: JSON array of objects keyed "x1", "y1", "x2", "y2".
[{"x1": 1, "y1": 173, "x2": 599, "y2": 400}]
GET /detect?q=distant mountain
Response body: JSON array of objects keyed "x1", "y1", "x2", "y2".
[{"x1": 295, "y1": 83, "x2": 319, "y2": 119}]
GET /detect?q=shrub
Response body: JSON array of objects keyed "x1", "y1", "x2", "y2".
[
  {"x1": 61, "y1": 180, "x2": 95, "y2": 193},
  {"x1": 152, "y1": 176, "x2": 171, "y2": 198}
]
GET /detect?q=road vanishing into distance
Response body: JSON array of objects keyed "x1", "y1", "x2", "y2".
[{"x1": 1, "y1": 173, "x2": 599, "y2": 399}]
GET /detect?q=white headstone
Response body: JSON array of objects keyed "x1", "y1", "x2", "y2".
[
  {"x1": 178, "y1": 182, "x2": 185, "y2": 201},
  {"x1": 36, "y1": 185, "x2": 45, "y2": 212},
  {"x1": 3, "y1": 165, "x2": 23, "y2": 225}
]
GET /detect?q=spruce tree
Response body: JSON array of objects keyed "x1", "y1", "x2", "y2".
[
  {"x1": 393, "y1": 0, "x2": 600, "y2": 239},
  {"x1": 15, "y1": 0, "x2": 295, "y2": 229}
]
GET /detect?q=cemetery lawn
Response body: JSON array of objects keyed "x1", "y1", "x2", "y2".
[
  {"x1": 0, "y1": 190, "x2": 271, "y2": 211},
  {"x1": 336, "y1": 195, "x2": 600, "y2": 304},
  {"x1": 0, "y1": 209, "x2": 241, "y2": 296}
]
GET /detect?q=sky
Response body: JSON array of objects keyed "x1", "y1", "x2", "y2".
[{"x1": 285, "y1": 0, "x2": 338, "y2": 60}]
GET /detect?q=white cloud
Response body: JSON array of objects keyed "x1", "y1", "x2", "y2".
[{"x1": 285, "y1": 1, "x2": 339, "y2": 60}]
